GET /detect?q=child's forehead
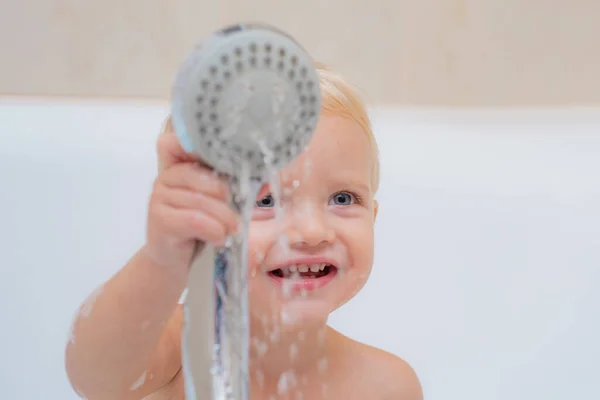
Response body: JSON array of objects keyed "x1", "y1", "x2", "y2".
[{"x1": 278, "y1": 115, "x2": 373, "y2": 187}]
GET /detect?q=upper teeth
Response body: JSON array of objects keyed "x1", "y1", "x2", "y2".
[{"x1": 287, "y1": 263, "x2": 327, "y2": 273}]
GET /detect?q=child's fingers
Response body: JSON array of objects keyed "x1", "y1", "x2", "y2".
[
  {"x1": 160, "y1": 163, "x2": 229, "y2": 200},
  {"x1": 156, "y1": 127, "x2": 201, "y2": 172},
  {"x1": 158, "y1": 188, "x2": 240, "y2": 235},
  {"x1": 153, "y1": 204, "x2": 229, "y2": 246}
]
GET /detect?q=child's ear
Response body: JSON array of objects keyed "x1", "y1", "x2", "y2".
[{"x1": 373, "y1": 199, "x2": 379, "y2": 220}]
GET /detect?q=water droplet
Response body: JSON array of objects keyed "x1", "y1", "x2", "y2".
[
  {"x1": 269, "y1": 326, "x2": 280, "y2": 343},
  {"x1": 281, "y1": 307, "x2": 296, "y2": 326},
  {"x1": 79, "y1": 283, "x2": 104, "y2": 317},
  {"x1": 289, "y1": 343, "x2": 298, "y2": 361},
  {"x1": 72, "y1": 385, "x2": 86, "y2": 398},
  {"x1": 317, "y1": 328, "x2": 326, "y2": 346},
  {"x1": 129, "y1": 371, "x2": 146, "y2": 390},
  {"x1": 256, "y1": 369, "x2": 265, "y2": 388},
  {"x1": 317, "y1": 357, "x2": 328, "y2": 375},
  {"x1": 302, "y1": 157, "x2": 313, "y2": 179},
  {"x1": 255, "y1": 340, "x2": 268, "y2": 357},
  {"x1": 277, "y1": 370, "x2": 298, "y2": 396},
  {"x1": 254, "y1": 250, "x2": 265, "y2": 264},
  {"x1": 277, "y1": 373, "x2": 290, "y2": 395},
  {"x1": 282, "y1": 279, "x2": 293, "y2": 298},
  {"x1": 67, "y1": 314, "x2": 77, "y2": 344}
]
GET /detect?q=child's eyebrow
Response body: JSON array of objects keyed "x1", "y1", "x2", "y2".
[{"x1": 327, "y1": 177, "x2": 371, "y2": 194}]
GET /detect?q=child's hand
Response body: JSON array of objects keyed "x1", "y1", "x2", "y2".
[{"x1": 143, "y1": 127, "x2": 240, "y2": 269}]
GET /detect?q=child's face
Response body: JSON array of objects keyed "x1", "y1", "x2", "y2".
[{"x1": 247, "y1": 114, "x2": 378, "y2": 329}]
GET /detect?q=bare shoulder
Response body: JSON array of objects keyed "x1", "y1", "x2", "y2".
[
  {"x1": 333, "y1": 329, "x2": 423, "y2": 400},
  {"x1": 364, "y1": 345, "x2": 423, "y2": 400}
]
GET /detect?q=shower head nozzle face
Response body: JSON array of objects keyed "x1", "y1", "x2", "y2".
[{"x1": 171, "y1": 24, "x2": 322, "y2": 181}]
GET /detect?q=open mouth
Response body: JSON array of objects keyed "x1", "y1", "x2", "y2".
[{"x1": 269, "y1": 263, "x2": 337, "y2": 280}]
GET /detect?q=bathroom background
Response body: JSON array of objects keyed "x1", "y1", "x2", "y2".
[{"x1": 1, "y1": 1, "x2": 599, "y2": 399}]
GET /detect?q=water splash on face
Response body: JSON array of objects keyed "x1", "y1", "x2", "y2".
[
  {"x1": 282, "y1": 278, "x2": 293, "y2": 298},
  {"x1": 302, "y1": 151, "x2": 312, "y2": 180},
  {"x1": 254, "y1": 250, "x2": 265, "y2": 265},
  {"x1": 259, "y1": 140, "x2": 291, "y2": 258},
  {"x1": 224, "y1": 120, "x2": 328, "y2": 400}
]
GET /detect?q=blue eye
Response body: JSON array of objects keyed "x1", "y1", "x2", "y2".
[
  {"x1": 256, "y1": 194, "x2": 275, "y2": 208},
  {"x1": 330, "y1": 192, "x2": 354, "y2": 206}
]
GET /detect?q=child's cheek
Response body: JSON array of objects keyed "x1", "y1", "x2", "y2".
[{"x1": 247, "y1": 223, "x2": 270, "y2": 275}]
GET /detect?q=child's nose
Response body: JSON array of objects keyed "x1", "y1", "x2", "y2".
[{"x1": 286, "y1": 208, "x2": 335, "y2": 249}]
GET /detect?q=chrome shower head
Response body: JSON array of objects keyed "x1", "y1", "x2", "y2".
[{"x1": 171, "y1": 22, "x2": 321, "y2": 182}]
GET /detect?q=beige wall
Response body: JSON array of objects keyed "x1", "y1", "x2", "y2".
[{"x1": 1, "y1": 0, "x2": 599, "y2": 106}]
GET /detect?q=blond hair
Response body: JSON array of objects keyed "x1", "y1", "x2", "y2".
[
  {"x1": 314, "y1": 62, "x2": 379, "y2": 194},
  {"x1": 163, "y1": 62, "x2": 380, "y2": 193}
]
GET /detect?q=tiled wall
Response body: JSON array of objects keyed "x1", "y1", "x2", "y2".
[{"x1": 2, "y1": 0, "x2": 599, "y2": 106}]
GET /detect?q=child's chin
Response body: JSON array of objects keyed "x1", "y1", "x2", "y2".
[
  {"x1": 279, "y1": 300, "x2": 331, "y2": 331},
  {"x1": 251, "y1": 297, "x2": 332, "y2": 330}
]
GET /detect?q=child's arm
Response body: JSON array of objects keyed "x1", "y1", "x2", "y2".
[
  {"x1": 65, "y1": 247, "x2": 186, "y2": 399},
  {"x1": 65, "y1": 126, "x2": 240, "y2": 399}
]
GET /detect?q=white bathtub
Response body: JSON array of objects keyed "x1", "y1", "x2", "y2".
[{"x1": 1, "y1": 99, "x2": 599, "y2": 399}]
